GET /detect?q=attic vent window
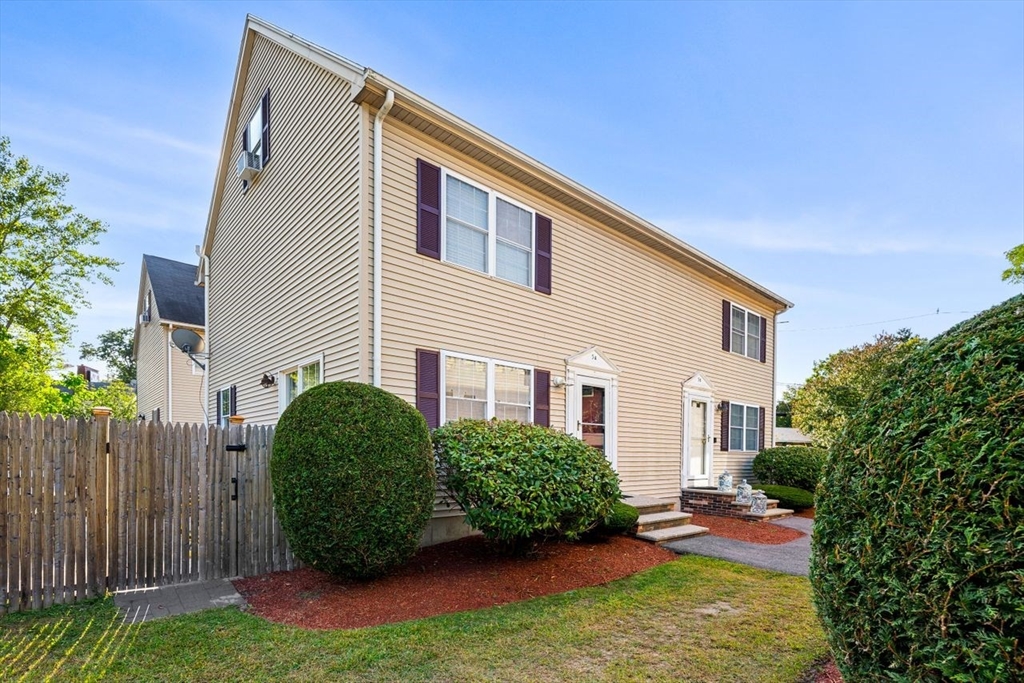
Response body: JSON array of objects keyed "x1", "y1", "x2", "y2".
[{"x1": 237, "y1": 89, "x2": 271, "y2": 184}]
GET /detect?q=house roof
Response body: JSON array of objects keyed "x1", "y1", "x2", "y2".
[
  {"x1": 143, "y1": 254, "x2": 205, "y2": 326},
  {"x1": 773, "y1": 427, "x2": 813, "y2": 445},
  {"x1": 201, "y1": 15, "x2": 793, "y2": 313}
]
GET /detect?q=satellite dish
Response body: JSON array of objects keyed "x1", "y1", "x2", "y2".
[{"x1": 171, "y1": 328, "x2": 205, "y2": 354}]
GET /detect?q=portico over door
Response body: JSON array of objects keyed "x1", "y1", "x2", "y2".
[{"x1": 682, "y1": 373, "x2": 715, "y2": 488}]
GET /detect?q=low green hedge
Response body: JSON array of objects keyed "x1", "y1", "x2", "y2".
[
  {"x1": 752, "y1": 446, "x2": 826, "y2": 491},
  {"x1": 433, "y1": 419, "x2": 621, "y2": 552},
  {"x1": 601, "y1": 502, "x2": 639, "y2": 534},
  {"x1": 758, "y1": 484, "x2": 814, "y2": 511}
]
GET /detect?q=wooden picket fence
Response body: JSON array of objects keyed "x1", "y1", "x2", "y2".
[{"x1": 0, "y1": 412, "x2": 296, "y2": 614}]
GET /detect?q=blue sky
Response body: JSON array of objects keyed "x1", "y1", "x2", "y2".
[{"x1": 1, "y1": 1, "x2": 1021, "y2": 391}]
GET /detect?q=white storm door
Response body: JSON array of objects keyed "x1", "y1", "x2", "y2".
[
  {"x1": 572, "y1": 375, "x2": 616, "y2": 470},
  {"x1": 685, "y1": 397, "x2": 713, "y2": 487}
]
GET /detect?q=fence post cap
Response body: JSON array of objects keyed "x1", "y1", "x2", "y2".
[
  {"x1": 228, "y1": 415, "x2": 245, "y2": 425},
  {"x1": 91, "y1": 407, "x2": 113, "y2": 418}
]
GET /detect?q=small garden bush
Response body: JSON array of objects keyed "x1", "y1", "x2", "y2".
[
  {"x1": 752, "y1": 446, "x2": 826, "y2": 491},
  {"x1": 270, "y1": 381, "x2": 435, "y2": 579},
  {"x1": 599, "y1": 501, "x2": 639, "y2": 535},
  {"x1": 811, "y1": 296, "x2": 1024, "y2": 680},
  {"x1": 434, "y1": 419, "x2": 621, "y2": 551},
  {"x1": 758, "y1": 484, "x2": 814, "y2": 511}
]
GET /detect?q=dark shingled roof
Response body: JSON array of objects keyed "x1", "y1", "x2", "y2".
[{"x1": 143, "y1": 255, "x2": 205, "y2": 326}]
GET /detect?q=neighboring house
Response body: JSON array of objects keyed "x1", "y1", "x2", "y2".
[
  {"x1": 773, "y1": 427, "x2": 814, "y2": 447},
  {"x1": 133, "y1": 255, "x2": 207, "y2": 425},
  {"x1": 198, "y1": 16, "x2": 792, "y2": 543}
]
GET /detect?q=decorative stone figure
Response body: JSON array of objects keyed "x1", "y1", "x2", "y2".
[
  {"x1": 750, "y1": 490, "x2": 768, "y2": 515},
  {"x1": 736, "y1": 479, "x2": 753, "y2": 505},
  {"x1": 717, "y1": 470, "x2": 733, "y2": 492}
]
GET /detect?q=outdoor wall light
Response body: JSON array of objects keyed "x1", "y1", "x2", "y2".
[
  {"x1": 716, "y1": 401, "x2": 728, "y2": 412},
  {"x1": 260, "y1": 373, "x2": 277, "y2": 389}
]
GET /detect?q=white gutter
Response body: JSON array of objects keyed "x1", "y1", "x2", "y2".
[{"x1": 371, "y1": 89, "x2": 395, "y2": 388}]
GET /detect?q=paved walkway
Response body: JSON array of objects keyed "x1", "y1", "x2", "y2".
[
  {"x1": 663, "y1": 516, "x2": 813, "y2": 576},
  {"x1": 113, "y1": 578, "x2": 246, "y2": 622}
]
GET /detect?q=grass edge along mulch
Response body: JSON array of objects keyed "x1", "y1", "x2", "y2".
[{"x1": 1, "y1": 555, "x2": 827, "y2": 683}]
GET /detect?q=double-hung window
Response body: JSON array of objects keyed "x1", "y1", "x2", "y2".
[
  {"x1": 443, "y1": 352, "x2": 533, "y2": 424},
  {"x1": 217, "y1": 387, "x2": 232, "y2": 428},
  {"x1": 279, "y1": 356, "x2": 322, "y2": 411},
  {"x1": 729, "y1": 402, "x2": 760, "y2": 452},
  {"x1": 443, "y1": 171, "x2": 534, "y2": 288},
  {"x1": 729, "y1": 303, "x2": 762, "y2": 360}
]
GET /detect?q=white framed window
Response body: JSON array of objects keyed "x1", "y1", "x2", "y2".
[
  {"x1": 729, "y1": 402, "x2": 760, "y2": 452},
  {"x1": 217, "y1": 387, "x2": 231, "y2": 428},
  {"x1": 441, "y1": 168, "x2": 535, "y2": 288},
  {"x1": 730, "y1": 303, "x2": 762, "y2": 360},
  {"x1": 246, "y1": 106, "x2": 263, "y2": 166},
  {"x1": 278, "y1": 355, "x2": 323, "y2": 412},
  {"x1": 442, "y1": 351, "x2": 533, "y2": 424}
]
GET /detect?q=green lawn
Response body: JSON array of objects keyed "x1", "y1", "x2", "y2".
[{"x1": 1, "y1": 556, "x2": 827, "y2": 682}]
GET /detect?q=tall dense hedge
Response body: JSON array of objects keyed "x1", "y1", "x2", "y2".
[
  {"x1": 434, "y1": 419, "x2": 621, "y2": 551},
  {"x1": 811, "y1": 296, "x2": 1024, "y2": 680},
  {"x1": 270, "y1": 382, "x2": 435, "y2": 579},
  {"x1": 752, "y1": 446, "x2": 826, "y2": 491}
]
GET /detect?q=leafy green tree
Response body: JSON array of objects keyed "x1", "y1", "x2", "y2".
[
  {"x1": 1002, "y1": 243, "x2": 1024, "y2": 285},
  {"x1": 0, "y1": 136, "x2": 119, "y2": 345},
  {"x1": 0, "y1": 136, "x2": 118, "y2": 413},
  {"x1": 789, "y1": 329, "x2": 923, "y2": 450},
  {"x1": 0, "y1": 328, "x2": 61, "y2": 413},
  {"x1": 80, "y1": 327, "x2": 136, "y2": 383},
  {"x1": 775, "y1": 399, "x2": 793, "y2": 428},
  {"x1": 52, "y1": 373, "x2": 138, "y2": 421}
]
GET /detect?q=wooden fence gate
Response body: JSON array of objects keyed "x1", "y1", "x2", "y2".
[{"x1": 0, "y1": 412, "x2": 297, "y2": 614}]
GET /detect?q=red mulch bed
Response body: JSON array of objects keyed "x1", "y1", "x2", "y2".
[
  {"x1": 691, "y1": 513, "x2": 805, "y2": 545},
  {"x1": 234, "y1": 534, "x2": 675, "y2": 630},
  {"x1": 794, "y1": 508, "x2": 816, "y2": 519}
]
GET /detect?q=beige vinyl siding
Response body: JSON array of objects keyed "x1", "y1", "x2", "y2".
[
  {"x1": 135, "y1": 273, "x2": 167, "y2": 421},
  {"x1": 376, "y1": 121, "x2": 776, "y2": 499},
  {"x1": 207, "y1": 34, "x2": 363, "y2": 424}
]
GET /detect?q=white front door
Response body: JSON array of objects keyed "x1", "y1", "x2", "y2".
[
  {"x1": 571, "y1": 374, "x2": 616, "y2": 470},
  {"x1": 684, "y1": 396, "x2": 713, "y2": 487}
]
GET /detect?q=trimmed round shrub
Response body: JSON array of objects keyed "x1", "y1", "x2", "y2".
[
  {"x1": 270, "y1": 381, "x2": 435, "y2": 579},
  {"x1": 752, "y1": 446, "x2": 826, "y2": 491},
  {"x1": 758, "y1": 484, "x2": 814, "y2": 511},
  {"x1": 433, "y1": 419, "x2": 621, "y2": 550},
  {"x1": 600, "y1": 501, "x2": 640, "y2": 535},
  {"x1": 811, "y1": 296, "x2": 1024, "y2": 680}
]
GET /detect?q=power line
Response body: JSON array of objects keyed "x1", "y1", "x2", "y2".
[{"x1": 779, "y1": 310, "x2": 981, "y2": 333}]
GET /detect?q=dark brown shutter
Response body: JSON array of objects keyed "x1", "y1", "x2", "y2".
[
  {"x1": 722, "y1": 300, "x2": 731, "y2": 352},
  {"x1": 759, "y1": 406, "x2": 766, "y2": 451},
  {"x1": 261, "y1": 89, "x2": 271, "y2": 164},
  {"x1": 760, "y1": 316, "x2": 768, "y2": 363},
  {"x1": 534, "y1": 370, "x2": 550, "y2": 427},
  {"x1": 535, "y1": 214, "x2": 552, "y2": 294},
  {"x1": 416, "y1": 349, "x2": 440, "y2": 429},
  {"x1": 153, "y1": 408, "x2": 160, "y2": 424},
  {"x1": 417, "y1": 159, "x2": 441, "y2": 259},
  {"x1": 720, "y1": 401, "x2": 730, "y2": 451},
  {"x1": 229, "y1": 385, "x2": 237, "y2": 416}
]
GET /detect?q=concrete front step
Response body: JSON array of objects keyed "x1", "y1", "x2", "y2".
[
  {"x1": 742, "y1": 508, "x2": 795, "y2": 522},
  {"x1": 622, "y1": 495, "x2": 677, "y2": 516},
  {"x1": 635, "y1": 524, "x2": 709, "y2": 544},
  {"x1": 635, "y1": 510, "x2": 693, "y2": 533},
  {"x1": 731, "y1": 499, "x2": 781, "y2": 511}
]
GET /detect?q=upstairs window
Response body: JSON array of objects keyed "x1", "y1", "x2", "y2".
[
  {"x1": 722, "y1": 300, "x2": 766, "y2": 362},
  {"x1": 242, "y1": 89, "x2": 271, "y2": 170},
  {"x1": 442, "y1": 171, "x2": 534, "y2": 288}
]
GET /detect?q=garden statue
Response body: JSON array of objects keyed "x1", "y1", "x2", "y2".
[
  {"x1": 750, "y1": 490, "x2": 768, "y2": 515},
  {"x1": 735, "y1": 479, "x2": 753, "y2": 505}
]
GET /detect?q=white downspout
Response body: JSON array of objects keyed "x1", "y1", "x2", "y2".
[
  {"x1": 372, "y1": 89, "x2": 395, "y2": 388},
  {"x1": 201, "y1": 253, "x2": 211, "y2": 425},
  {"x1": 167, "y1": 324, "x2": 174, "y2": 423}
]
